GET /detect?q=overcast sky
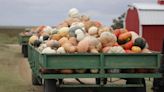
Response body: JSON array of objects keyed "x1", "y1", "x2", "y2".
[{"x1": 0, "y1": 0, "x2": 156, "y2": 26}]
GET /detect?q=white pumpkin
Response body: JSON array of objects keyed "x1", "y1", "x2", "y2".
[
  {"x1": 129, "y1": 31, "x2": 139, "y2": 42},
  {"x1": 99, "y1": 32, "x2": 117, "y2": 47},
  {"x1": 69, "y1": 26, "x2": 84, "y2": 37},
  {"x1": 90, "y1": 69, "x2": 99, "y2": 73},
  {"x1": 51, "y1": 28, "x2": 58, "y2": 34},
  {"x1": 56, "y1": 47, "x2": 66, "y2": 54},
  {"x1": 88, "y1": 26, "x2": 98, "y2": 35},
  {"x1": 108, "y1": 46, "x2": 125, "y2": 53},
  {"x1": 39, "y1": 36, "x2": 44, "y2": 42},
  {"x1": 43, "y1": 26, "x2": 53, "y2": 34},
  {"x1": 86, "y1": 36, "x2": 102, "y2": 51},
  {"x1": 75, "y1": 29, "x2": 85, "y2": 41},
  {"x1": 38, "y1": 43, "x2": 47, "y2": 51},
  {"x1": 42, "y1": 47, "x2": 56, "y2": 54},
  {"x1": 71, "y1": 22, "x2": 85, "y2": 29},
  {"x1": 68, "y1": 8, "x2": 80, "y2": 18},
  {"x1": 75, "y1": 29, "x2": 84, "y2": 34}
]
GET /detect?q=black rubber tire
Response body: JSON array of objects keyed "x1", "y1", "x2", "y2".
[
  {"x1": 96, "y1": 78, "x2": 101, "y2": 84},
  {"x1": 96, "y1": 78, "x2": 107, "y2": 85},
  {"x1": 21, "y1": 45, "x2": 24, "y2": 54},
  {"x1": 23, "y1": 44, "x2": 28, "y2": 57},
  {"x1": 126, "y1": 78, "x2": 146, "y2": 92},
  {"x1": 103, "y1": 78, "x2": 107, "y2": 84},
  {"x1": 152, "y1": 78, "x2": 164, "y2": 92},
  {"x1": 44, "y1": 79, "x2": 57, "y2": 92},
  {"x1": 32, "y1": 74, "x2": 42, "y2": 86},
  {"x1": 58, "y1": 79, "x2": 63, "y2": 84}
]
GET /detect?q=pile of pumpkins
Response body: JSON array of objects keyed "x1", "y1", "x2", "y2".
[
  {"x1": 19, "y1": 27, "x2": 38, "y2": 36},
  {"x1": 28, "y1": 8, "x2": 152, "y2": 74}
]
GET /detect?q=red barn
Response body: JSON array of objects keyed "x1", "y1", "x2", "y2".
[{"x1": 125, "y1": 3, "x2": 164, "y2": 51}]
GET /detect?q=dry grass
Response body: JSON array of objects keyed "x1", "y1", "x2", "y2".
[{"x1": 0, "y1": 28, "x2": 25, "y2": 44}]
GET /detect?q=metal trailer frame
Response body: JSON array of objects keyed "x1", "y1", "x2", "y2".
[
  {"x1": 18, "y1": 35, "x2": 30, "y2": 57},
  {"x1": 28, "y1": 45, "x2": 162, "y2": 92}
]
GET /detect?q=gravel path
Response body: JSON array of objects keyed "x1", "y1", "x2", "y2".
[{"x1": 0, "y1": 44, "x2": 43, "y2": 92}]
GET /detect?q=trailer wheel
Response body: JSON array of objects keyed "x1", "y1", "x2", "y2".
[
  {"x1": 32, "y1": 74, "x2": 42, "y2": 85},
  {"x1": 103, "y1": 78, "x2": 107, "y2": 84},
  {"x1": 96, "y1": 78, "x2": 100, "y2": 84},
  {"x1": 21, "y1": 45, "x2": 24, "y2": 54},
  {"x1": 44, "y1": 79, "x2": 57, "y2": 92},
  {"x1": 126, "y1": 78, "x2": 146, "y2": 92},
  {"x1": 96, "y1": 78, "x2": 107, "y2": 84},
  {"x1": 23, "y1": 44, "x2": 28, "y2": 57}
]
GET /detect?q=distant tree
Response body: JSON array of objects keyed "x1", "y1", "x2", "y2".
[{"x1": 111, "y1": 13, "x2": 125, "y2": 29}]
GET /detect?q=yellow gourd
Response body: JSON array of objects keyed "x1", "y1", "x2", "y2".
[
  {"x1": 29, "y1": 35, "x2": 38, "y2": 45},
  {"x1": 58, "y1": 27, "x2": 69, "y2": 37},
  {"x1": 131, "y1": 46, "x2": 142, "y2": 53}
]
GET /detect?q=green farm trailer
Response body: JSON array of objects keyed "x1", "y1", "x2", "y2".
[
  {"x1": 18, "y1": 34, "x2": 31, "y2": 57},
  {"x1": 28, "y1": 45, "x2": 162, "y2": 92}
]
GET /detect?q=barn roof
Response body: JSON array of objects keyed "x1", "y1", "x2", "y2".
[{"x1": 131, "y1": 3, "x2": 164, "y2": 25}]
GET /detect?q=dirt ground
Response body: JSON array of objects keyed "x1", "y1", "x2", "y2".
[
  {"x1": 0, "y1": 44, "x2": 43, "y2": 92},
  {"x1": 18, "y1": 54, "x2": 43, "y2": 92}
]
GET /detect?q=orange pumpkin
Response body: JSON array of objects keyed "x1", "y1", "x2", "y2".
[
  {"x1": 83, "y1": 21, "x2": 95, "y2": 31},
  {"x1": 60, "y1": 69, "x2": 73, "y2": 74},
  {"x1": 62, "y1": 42, "x2": 72, "y2": 52},
  {"x1": 122, "y1": 40, "x2": 133, "y2": 50},
  {"x1": 69, "y1": 37, "x2": 78, "y2": 46},
  {"x1": 102, "y1": 46, "x2": 111, "y2": 53},
  {"x1": 118, "y1": 32, "x2": 132, "y2": 41},
  {"x1": 46, "y1": 40, "x2": 55, "y2": 47},
  {"x1": 58, "y1": 37, "x2": 69, "y2": 45},
  {"x1": 51, "y1": 34, "x2": 62, "y2": 41},
  {"x1": 77, "y1": 39, "x2": 89, "y2": 53},
  {"x1": 69, "y1": 46, "x2": 77, "y2": 53}
]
